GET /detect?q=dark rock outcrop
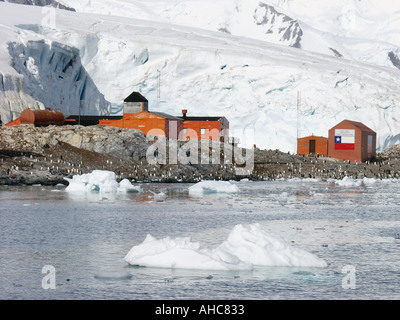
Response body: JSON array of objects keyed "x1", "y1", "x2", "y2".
[
  {"x1": 0, "y1": 0, "x2": 75, "y2": 11},
  {"x1": 388, "y1": 51, "x2": 400, "y2": 70}
]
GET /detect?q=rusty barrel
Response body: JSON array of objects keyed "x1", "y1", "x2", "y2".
[{"x1": 20, "y1": 109, "x2": 65, "y2": 126}]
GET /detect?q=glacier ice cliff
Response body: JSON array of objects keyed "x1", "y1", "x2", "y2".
[
  {"x1": 0, "y1": 73, "x2": 44, "y2": 125},
  {"x1": 1, "y1": 39, "x2": 111, "y2": 124}
]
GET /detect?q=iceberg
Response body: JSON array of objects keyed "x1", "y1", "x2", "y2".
[
  {"x1": 65, "y1": 170, "x2": 142, "y2": 193},
  {"x1": 124, "y1": 234, "x2": 251, "y2": 271},
  {"x1": 217, "y1": 224, "x2": 327, "y2": 268},
  {"x1": 124, "y1": 223, "x2": 327, "y2": 270},
  {"x1": 188, "y1": 181, "x2": 239, "y2": 195}
]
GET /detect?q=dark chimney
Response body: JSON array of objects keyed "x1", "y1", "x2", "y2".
[{"x1": 182, "y1": 109, "x2": 187, "y2": 119}]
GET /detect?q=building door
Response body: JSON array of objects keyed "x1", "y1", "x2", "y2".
[
  {"x1": 368, "y1": 135, "x2": 373, "y2": 160},
  {"x1": 309, "y1": 140, "x2": 316, "y2": 154}
]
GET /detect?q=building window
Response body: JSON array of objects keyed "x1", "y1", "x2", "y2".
[{"x1": 200, "y1": 128, "x2": 206, "y2": 135}]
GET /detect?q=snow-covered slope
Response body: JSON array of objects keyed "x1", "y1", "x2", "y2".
[
  {"x1": 60, "y1": 0, "x2": 400, "y2": 69},
  {"x1": 0, "y1": 1, "x2": 400, "y2": 154},
  {"x1": 0, "y1": 0, "x2": 75, "y2": 11}
]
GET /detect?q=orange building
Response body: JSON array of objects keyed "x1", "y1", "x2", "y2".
[
  {"x1": 100, "y1": 92, "x2": 230, "y2": 142},
  {"x1": 297, "y1": 135, "x2": 328, "y2": 156},
  {"x1": 179, "y1": 109, "x2": 229, "y2": 142},
  {"x1": 98, "y1": 91, "x2": 184, "y2": 139},
  {"x1": 99, "y1": 111, "x2": 183, "y2": 139},
  {"x1": 328, "y1": 119, "x2": 376, "y2": 162},
  {"x1": 123, "y1": 91, "x2": 148, "y2": 115}
]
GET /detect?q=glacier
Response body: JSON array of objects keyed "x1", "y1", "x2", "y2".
[
  {"x1": 0, "y1": 0, "x2": 75, "y2": 11},
  {"x1": 60, "y1": 0, "x2": 400, "y2": 69},
  {"x1": 0, "y1": 1, "x2": 400, "y2": 153}
]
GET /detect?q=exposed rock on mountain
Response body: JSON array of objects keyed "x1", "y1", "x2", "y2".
[
  {"x1": 254, "y1": 3, "x2": 303, "y2": 48},
  {"x1": 388, "y1": 51, "x2": 400, "y2": 70},
  {"x1": 0, "y1": 0, "x2": 75, "y2": 11}
]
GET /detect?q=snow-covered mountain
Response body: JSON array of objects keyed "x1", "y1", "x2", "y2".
[
  {"x1": 60, "y1": 0, "x2": 400, "y2": 69},
  {"x1": 0, "y1": 0, "x2": 75, "y2": 11},
  {"x1": 0, "y1": 1, "x2": 400, "y2": 153}
]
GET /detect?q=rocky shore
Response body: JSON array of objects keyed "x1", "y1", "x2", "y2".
[{"x1": 1, "y1": 125, "x2": 400, "y2": 186}]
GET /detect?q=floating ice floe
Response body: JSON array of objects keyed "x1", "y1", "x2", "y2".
[
  {"x1": 65, "y1": 170, "x2": 142, "y2": 193},
  {"x1": 150, "y1": 191, "x2": 167, "y2": 200},
  {"x1": 118, "y1": 178, "x2": 143, "y2": 193},
  {"x1": 333, "y1": 176, "x2": 379, "y2": 187},
  {"x1": 124, "y1": 223, "x2": 327, "y2": 271},
  {"x1": 188, "y1": 180, "x2": 239, "y2": 196}
]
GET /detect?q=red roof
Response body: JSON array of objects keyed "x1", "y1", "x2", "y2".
[
  {"x1": 6, "y1": 118, "x2": 21, "y2": 127},
  {"x1": 332, "y1": 120, "x2": 375, "y2": 133}
]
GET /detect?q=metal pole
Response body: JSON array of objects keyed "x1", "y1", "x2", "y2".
[
  {"x1": 79, "y1": 100, "x2": 82, "y2": 125},
  {"x1": 157, "y1": 70, "x2": 161, "y2": 100},
  {"x1": 297, "y1": 90, "x2": 301, "y2": 139}
]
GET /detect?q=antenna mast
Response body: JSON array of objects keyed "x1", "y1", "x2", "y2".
[
  {"x1": 157, "y1": 69, "x2": 161, "y2": 100},
  {"x1": 297, "y1": 90, "x2": 301, "y2": 139}
]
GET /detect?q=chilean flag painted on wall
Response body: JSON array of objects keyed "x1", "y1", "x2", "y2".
[{"x1": 335, "y1": 129, "x2": 355, "y2": 150}]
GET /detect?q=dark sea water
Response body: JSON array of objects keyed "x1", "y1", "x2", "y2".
[{"x1": 1, "y1": 178, "x2": 399, "y2": 300}]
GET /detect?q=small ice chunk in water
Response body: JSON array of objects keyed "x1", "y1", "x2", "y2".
[
  {"x1": 189, "y1": 181, "x2": 239, "y2": 195},
  {"x1": 334, "y1": 176, "x2": 378, "y2": 187},
  {"x1": 64, "y1": 170, "x2": 142, "y2": 193},
  {"x1": 118, "y1": 179, "x2": 142, "y2": 193}
]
